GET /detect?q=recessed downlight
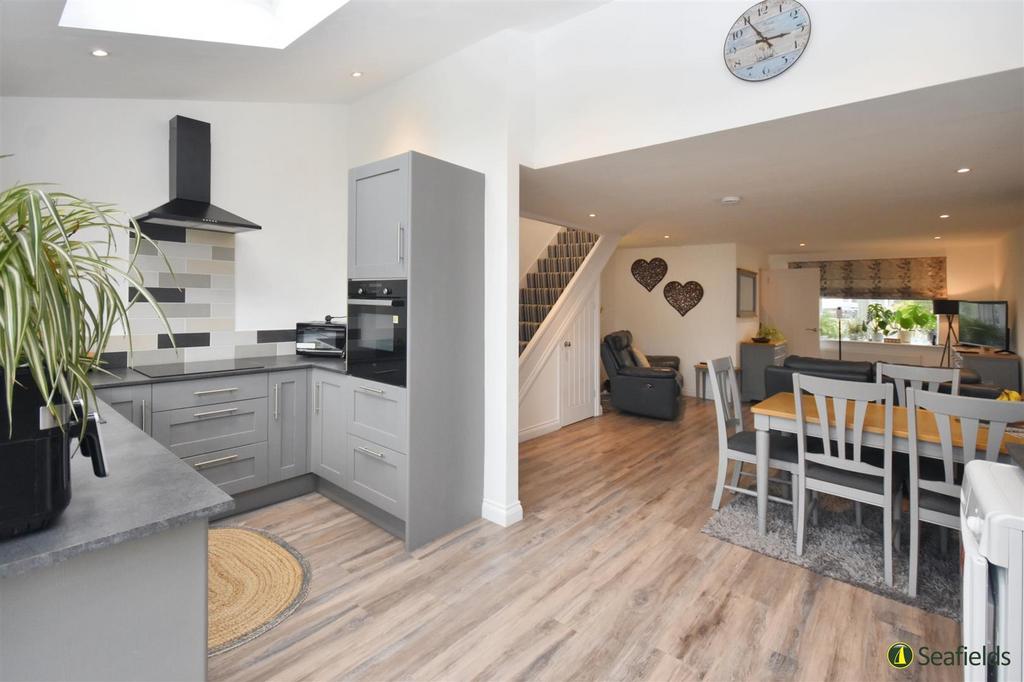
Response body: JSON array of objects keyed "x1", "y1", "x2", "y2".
[
  {"x1": 934, "y1": 236, "x2": 942, "y2": 240},
  {"x1": 350, "y1": 71, "x2": 363, "y2": 78},
  {"x1": 799, "y1": 242, "x2": 806, "y2": 247},
  {"x1": 91, "y1": 48, "x2": 109, "y2": 57},
  {"x1": 663, "y1": 235, "x2": 670, "y2": 239},
  {"x1": 720, "y1": 196, "x2": 741, "y2": 205},
  {"x1": 588, "y1": 213, "x2": 597, "y2": 218},
  {"x1": 939, "y1": 214, "x2": 950, "y2": 219},
  {"x1": 956, "y1": 167, "x2": 971, "y2": 174}
]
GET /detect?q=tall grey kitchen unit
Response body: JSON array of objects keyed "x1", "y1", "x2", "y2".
[{"x1": 348, "y1": 151, "x2": 485, "y2": 551}]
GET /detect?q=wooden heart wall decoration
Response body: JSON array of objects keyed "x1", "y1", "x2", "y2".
[
  {"x1": 664, "y1": 281, "x2": 704, "y2": 317},
  {"x1": 631, "y1": 258, "x2": 668, "y2": 291}
]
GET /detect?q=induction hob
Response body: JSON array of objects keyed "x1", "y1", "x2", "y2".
[{"x1": 133, "y1": 359, "x2": 266, "y2": 379}]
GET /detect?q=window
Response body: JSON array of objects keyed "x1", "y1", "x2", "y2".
[{"x1": 819, "y1": 298, "x2": 938, "y2": 345}]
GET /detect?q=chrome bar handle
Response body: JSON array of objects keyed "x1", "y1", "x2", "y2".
[
  {"x1": 193, "y1": 407, "x2": 238, "y2": 419},
  {"x1": 356, "y1": 445, "x2": 386, "y2": 459},
  {"x1": 193, "y1": 387, "x2": 239, "y2": 397},
  {"x1": 357, "y1": 385, "x2": 385, "y2": 395},
  {"x1": 315, "y1": 382, "x2": 321, "y2": 414},
  {"x1": 195, "y1": 454, "x2": 239, "y2": 470},
  {"x1": 273, "y1": 383, "x2": 279, "y2": 421},
  {"x1": 141, "y1": 398, "x2": 147, "y2": 433},
  {"x1": 399, "y1": 223, "x2": 405, "y2": 262}
]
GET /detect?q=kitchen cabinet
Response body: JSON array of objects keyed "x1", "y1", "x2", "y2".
[
  {"x1": 346, "y1": 378, "x2": 408, "y2": 453},
  {"x1": 152, "y1": 398, "x2": 268, "y2": 459},
  {"x1": 95, "y1": 384, "x2": 152, "y2": 434},
  {"x1": 346, "y1": 434, "x2": 407, "y2": 520},
  {"x1": 184, "y1": 442, "x2": 269, "y2": 495},
  {"x1": 348, "y1": 155, "x2": 410, "y2": 280},
  {"x1": 310, "y1": 369, "x2": 348, "y2": 488},
  {"x1": 268, "y1": 370, "x2": 309, "y2": 483}
]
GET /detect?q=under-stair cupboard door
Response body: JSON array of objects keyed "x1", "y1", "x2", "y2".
[
  {"x1": 349, "y1": 155, "x2": 411, "y2": 280},
  {"x1": 559, "y1": 293, "x2": 600, "y2": 427}
]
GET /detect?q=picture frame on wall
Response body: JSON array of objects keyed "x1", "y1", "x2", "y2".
[{"x1": 737, "y1": 269, "x2": 757, "y2": 317}]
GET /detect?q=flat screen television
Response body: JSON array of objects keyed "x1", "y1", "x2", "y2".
[{"x1": 958, "y1": 300, "x2": 1009, "y2": 350}]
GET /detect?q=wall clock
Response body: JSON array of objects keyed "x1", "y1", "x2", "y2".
[{"x1": 724, "y1": 1, "x2": 811, "y2": 82}]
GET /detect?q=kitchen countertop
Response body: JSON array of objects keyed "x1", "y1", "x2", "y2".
[
  {"x1": 0, "y1": 402, "x2": 234, "y2": 578},
  {"x1": 91, "y1": 354, "x2": 347, "y2": 388}
]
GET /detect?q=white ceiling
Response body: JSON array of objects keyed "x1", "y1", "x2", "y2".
[
  {"x1": 521, "y1": 69, "x2": 1024, "y2": 254},
  {"x1": 1, "y1": 0, "x2": 602, "y2": 102}
]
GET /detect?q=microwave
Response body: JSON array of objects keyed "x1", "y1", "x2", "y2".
[{"x1": 295, "y1": 321, "x2": 346, "y2": 358}]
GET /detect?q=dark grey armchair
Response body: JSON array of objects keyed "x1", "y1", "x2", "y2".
[{"x1": 600, "y1": 330, "x2": 682, "y2": 420}]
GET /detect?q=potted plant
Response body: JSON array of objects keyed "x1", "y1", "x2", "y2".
[
  {"x1": 893, "y1": 302, "x2": 934, "y2": 344},
  {"x1": 0, "y1": 182, "x2": 171, "y2": 538},
  {"x1": 752, "y1": 323, "x2": 784, "y2": 343}
]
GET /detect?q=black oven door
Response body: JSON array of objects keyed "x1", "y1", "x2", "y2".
[{"x1": 346, "y1": 301, "x2": 407, "y2": 387}]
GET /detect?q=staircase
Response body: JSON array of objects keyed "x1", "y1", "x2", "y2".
[{"x1": 519, "y1": 228, "x2": 600, "y2": 355}]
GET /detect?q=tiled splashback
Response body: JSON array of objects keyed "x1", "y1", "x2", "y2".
[{"x1": 100, "y1": 225, "x2": 296, "y2": 368}]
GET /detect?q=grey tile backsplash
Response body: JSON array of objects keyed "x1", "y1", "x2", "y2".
[{"x1": 100, "y1": 225, "x2": 297, "y2": 368}]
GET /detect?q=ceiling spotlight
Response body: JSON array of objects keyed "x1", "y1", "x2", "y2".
[
  {"x1": 91, "y1": 49, "x2": 109, "y2": 57},
  {"x1": 350, "y1": 71, "x2": 363, "y2": 78},
  {"x1": 934, "y1": 236, "x2": 942, "y2": 240},
  {"x1": 588, "y1": 213, "x2": 597, "y2": 218},
  {"x1": 720, "y1": 196, "x2": 741, "y2": 205},
  {"x1": 939, "y1": 214, "x2": 950, "y2": 219},
  {"x1": 799, "y1": 242, "x2": 806, "y2": 247},
  {"x1": 956, "y1": 167, "x2": 971, "y2": 174},
  {"x1": 663, "y1": 235, "x2": 670, "y2": 239}
]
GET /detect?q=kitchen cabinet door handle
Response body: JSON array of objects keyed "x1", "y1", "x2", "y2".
[
  {"x1": 193, "y1": 407, "x2": 238, "y2": 419},
  {"x1": 273, "y1": 384, "x2": 279, "y2": 421},
  {"x1": 357, "y1": 385, "x2": 385, "y2": 395},
  {"x1": 194, "y1": 387, "x2": 238, "y2": 397},
  {"x1": 141, "y1": 398, "x2": 147, "y2": 433},
  {"x1": 399, "y1": 224, "x2": 405, "y2": 261},
  {"x1": 356, "y1": 446, "x2": 386, "y2": 459},
  {"x1": 315, "y1": 382, "x2": 321, "y2": 414},
  {"x1": 194, "y1": 454, "x2": 239, "y2": 470}
]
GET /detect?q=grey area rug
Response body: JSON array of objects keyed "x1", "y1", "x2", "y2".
[{"x1": 701, "y1": 493, "x2": 961, "y2": 621}]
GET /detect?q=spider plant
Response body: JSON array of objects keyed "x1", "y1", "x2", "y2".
[{"x1": 0, "y1": 182, "x2": 173, "y2": 434}]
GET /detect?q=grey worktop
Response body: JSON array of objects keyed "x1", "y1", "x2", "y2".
[
  {"x1": 0, "y1": 402, "x2": 234, "y2": 578},
  {"x1": 90, "y1": 354, "x2": 348, "y2": 388}
]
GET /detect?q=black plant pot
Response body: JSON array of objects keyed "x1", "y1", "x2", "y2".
[
  {"x1": 0, "y1": 369, "x2": 107, "y2": 540},
  {"x1": 0, "y1": 369, "x2": 72, "y2": 539}
]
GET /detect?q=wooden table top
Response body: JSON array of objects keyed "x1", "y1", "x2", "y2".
[{"x1": 752, "y1": 391, "x2": 1023, "y2": 453}]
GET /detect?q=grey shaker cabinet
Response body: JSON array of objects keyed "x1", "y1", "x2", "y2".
[
  {"x1": 268, "y1": 370, "x2": 310, "y2": 483},
  {"x1": 309, "y1": 369, "x2": 349, "y2": 488},
  {"x1": 348, "y1": 155, "x2": 410, "y2": 280},
  {"x1": 346, "y1": 434, "x2": 407, "y2": 520},
  {"x1": 346, "y1": 378, "x2": 408, "y2": 454},
  {"x1": 95, "y1": 384, "x2": 152, "y2": 435},
  {"x1": 151, "y1": 398, "x2": 268, "y2": 459}
]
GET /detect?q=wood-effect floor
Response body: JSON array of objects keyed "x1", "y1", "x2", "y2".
[{"x1": 209, "y1": 398, "x2": 960, "y2": 681}]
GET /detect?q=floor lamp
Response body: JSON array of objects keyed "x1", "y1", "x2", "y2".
[{"x1": 933, "y1": 299, "x2": 959, "y2": 368}]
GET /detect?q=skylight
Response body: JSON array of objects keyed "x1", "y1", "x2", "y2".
[{"x1": 59, "y1": 0, "x2": 350, "y2": 49}]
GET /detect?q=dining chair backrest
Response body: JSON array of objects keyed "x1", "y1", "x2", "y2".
[
  {"x1": 792, "y1": 373, "x2": 894, "y2": 476},
  {"x1": 876, "y1": 362, "x2": 960, "y2": 407},
  {"x1": 707, "y1": 357, "x2": 743, "y2": 450},
  {"x1": 906, "y1": 389, "x2": 1024, "y2": 495}
]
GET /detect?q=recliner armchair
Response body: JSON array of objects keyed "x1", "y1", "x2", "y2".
[{"x1": 600, "y1": 330, "x2": 682, "y2": 420}]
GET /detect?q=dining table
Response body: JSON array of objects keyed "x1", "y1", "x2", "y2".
[{"x1": 749, "y1": 391, "x2": 1024, "y2": 536}]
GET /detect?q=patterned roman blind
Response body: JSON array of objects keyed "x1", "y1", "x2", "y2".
[{"x1": 789, "y1": 257, "x2": 947, "y2": 299}]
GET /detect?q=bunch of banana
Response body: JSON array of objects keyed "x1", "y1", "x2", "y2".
[{"x1": 998, "y1": 389, "x2": 1022, "y2": 401}]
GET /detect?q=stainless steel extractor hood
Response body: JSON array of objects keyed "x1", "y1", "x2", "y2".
[{"x1": 135, "y1": 116, "x2": 260, "y2": 233}]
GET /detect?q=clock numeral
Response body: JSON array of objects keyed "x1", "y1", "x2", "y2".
[
  {"x1": 728, "y1": 45, "x2": 737, "y2": 55},
  {"x1": 732, "y1": 29, "x2": 744, "y2": 39},
  {"x1": 790, "y1": 9, "x2": 801, "y2": 18},
  {"x1": 742, "y1": 15, "x2": 751, "y2": 25}
]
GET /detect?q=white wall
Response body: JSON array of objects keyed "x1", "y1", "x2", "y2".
[
  {"x1": 0, "y1": 97, "x2": 348, "y2": 330},
  {"x1": 519, "y1": 217, "x2": 561, "y2": 285},
  {"x1": 601, "y1": 243, "x2": 740, "y2": 396},
  {"x1": 346, "y1": 31, "x2": 532, "y2": 527},
  {"x1": 532, "y1": 0, "x2": 1024, "y2": 166}
]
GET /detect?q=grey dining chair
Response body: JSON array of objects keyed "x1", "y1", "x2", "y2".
[
  {"x1": 708, "y1": 356, "x2": 799, "y2": 529},
  {"x1": 876, "y1": 362, "x2": 960, "y2": 406},
  {"x1": 792, "y1": 373, "x2": 900, "y2": 587},
  {"x1": 905, "y1": 389, "x2": 1024, "y2": 597}
]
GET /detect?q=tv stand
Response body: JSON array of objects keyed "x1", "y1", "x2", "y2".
[{"x1": 959, "y1": 348, "x2": 1021, "y2": 391}]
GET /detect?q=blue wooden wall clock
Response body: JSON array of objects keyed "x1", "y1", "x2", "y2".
[{"x1": 724, "y1": 1, "x2": 811, "y2": 82}]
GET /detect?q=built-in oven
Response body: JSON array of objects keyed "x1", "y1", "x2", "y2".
[{"x1": 346, "y1": 279, "x2": 407, "y2": 387}]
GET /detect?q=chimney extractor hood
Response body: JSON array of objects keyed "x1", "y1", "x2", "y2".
[{"x1": 135, "y1": 116, "x2": 260, "y2": 233}]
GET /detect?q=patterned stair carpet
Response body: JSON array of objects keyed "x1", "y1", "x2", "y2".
[{"x1": 702, "y1": 493, "x2": 961, "y2": 620}]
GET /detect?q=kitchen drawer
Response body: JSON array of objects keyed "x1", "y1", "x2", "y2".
[
  {"x1": 152, "y1": 398, "x2": 268, "y2": 458},
  {"x1": 152, "y1": 373, "x2": 267, "y2": 412},
  {"x1": 346, "y1": 434, "x2": 407, "y2": 520},
  {"x1": 183, "y1": 441, "x2": 269, "y2": 495},
  {"x1": 347, "y1": 380, "x2": 408, "y2": 453}
]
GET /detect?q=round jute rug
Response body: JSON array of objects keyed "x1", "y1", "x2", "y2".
[{"x1": 207, "y1": 527, "x2": 311, "y2": 656}]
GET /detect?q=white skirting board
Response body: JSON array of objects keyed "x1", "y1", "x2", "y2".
[{"x1": 481, "y1": 498, "x2": 524, "y2": 527}]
